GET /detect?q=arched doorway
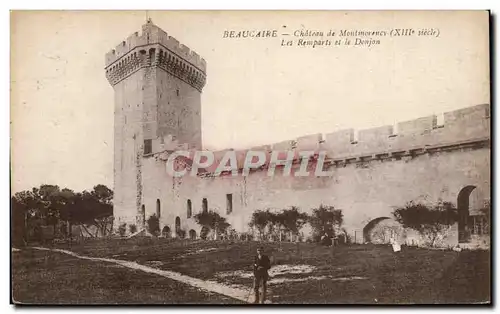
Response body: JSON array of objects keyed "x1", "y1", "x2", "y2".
[
  {"x1": 189, "y1": 229, "x2": 197, "y2": 240},
  {"x1": 363, "y1": 217, "x2": 403, "y2": 244},
  {"x1": 156, "y1": 199, "x2": 161, "y2": 218},
  {"x1": 162, "y1": 226, "x2": 171, "y2": 238},
  {"x1": 457, "y1": 185, "x2": 476, "y2": 243},
  {"x1": 175, "y1": 216, "x2": 181, "y2": 236}
]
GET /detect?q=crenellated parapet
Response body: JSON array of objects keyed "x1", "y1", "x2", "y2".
[
  {"x1": 266, "y1": 103, "x2": 490, "y2": 163},
  {"x1": 105, "y1": 20, "x2": 207, "y2": 91},
  {"x1": 150, "y1": 103, "x2": 490, "y2": 176}
]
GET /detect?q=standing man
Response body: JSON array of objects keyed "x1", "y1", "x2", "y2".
[{"x1": 253, "y1": 246, "x2": 271, "y2": 304}]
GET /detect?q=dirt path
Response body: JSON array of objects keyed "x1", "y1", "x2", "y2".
[{"x1": 31, "y1": 247, "x2": 252, "y2": 303}]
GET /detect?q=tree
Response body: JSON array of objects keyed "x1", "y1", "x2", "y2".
[
  {"x1": 278, "y1": 206, "x2": 309, "y2": 240},
  {"x1": 11, "y1": 196, "x2": 28, "y2": 246},
  {"x1": 194, "y1": 210, "x2": 230, "y2": 240},
  {"x1": 267, "y1": 210, "x2": 282, "y2": 241},
  {"x1": 12, "y1": 190, "x2": 40, "y2": 245},
  {"x1": 147, "y1": 214, "x2": 160, "y2": 236},
  {"x1": 91, "y1": 184, "x2": 113, "y2": 205},
  {"x1": 249, "y1": 210, "x2": 274, "y2": 241},
  {"x1": 89, "y1": 185, "x2": 114, "y2": 236},
  {"x1": 12, "y1": 190, "x2": 39, "y2": 218},
  {"x1": 57, "y1": 188, "x2": 76, "y2": 238},
  {"x1": 69, "y1": 189, "x2": 113, "y2": 237},
  {"x1": 11, "y1": 184, "x2": 114, "y2": 242},
  {"x1": 393, "y1": 201, "x2": 458, "y2": 247},
  {"x1": 129, "y1": 224, "x2": 137, "y2": 234},
  {"x1": 118, "y1": 223, "x2": 127, "y2": 236},
  {"x1": 36, "y1": 185, "x2": 63, "y2": 236},
  {"x1": 309, "y1": 205, "x2": 343, "y2": 242},
  {"x1": 12, "y1": 186, "x2": 62, "y2": 243}
]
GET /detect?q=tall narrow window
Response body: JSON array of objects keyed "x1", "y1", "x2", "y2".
[
  {"x1": 175, "y1": 217, "x2": 181, "y2": 234},
  {"x1": 226, "y1": 194, "x2": 233, "y2": 214},
  {"x1": 144, "y1": 139, "x2": 152, "y2": 154},
  {"x1": 140, "y1": 205, "x2": 146, "y2": 227},
  {"x1": 156, "y1": 199, "x2": 161, "y2": 218},
  {"x1": 202, "y1": 198, "x2": 208, "y2": 213},
  {"x1": 187, "y1": 199, "x2": 192, "y2": 218},
  {"x1": 176, "y1": 89, "x2": 180, "y2": 96}
]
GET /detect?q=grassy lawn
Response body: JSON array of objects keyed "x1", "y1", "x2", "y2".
[
  {"x1": 44, "y1": 238, "x2": 492, "y2": 304},
  {"x1": 11, "y1": 248, "x2": 243, "y2": 304}
]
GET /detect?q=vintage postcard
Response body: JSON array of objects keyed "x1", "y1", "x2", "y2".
[{"x1": 10, "y1": 10, "x2": 491, "y2": 304}]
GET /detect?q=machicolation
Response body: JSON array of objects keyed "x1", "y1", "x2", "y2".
[{"x1": 104, "y1": 20, "x2": 206, "y2": 91}]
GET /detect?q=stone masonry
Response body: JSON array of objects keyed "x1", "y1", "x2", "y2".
[{"x1": 106, "y1": 22, "x2": 491, "y2": 247}]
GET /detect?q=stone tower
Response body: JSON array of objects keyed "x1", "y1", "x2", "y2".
[{"x1": 105, "y1": 20, "x2": 207, "y2": 229}]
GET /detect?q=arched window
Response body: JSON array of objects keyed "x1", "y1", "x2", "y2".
[
  {"x1": 202, "y1": 198, "x2": 208, "y2": 213},
  {"x1": 187, "y1": 199, "x2": 192, "y2": 218},
  {"x1": 226, "y1": 194, "x2": 233, "y2": 214},
  {"x1": 156, "y1": 199, "x2": 161, "y2": 218},
  {"x1": 175, "y1": 216, "x2": 181, "y2": 234},
  {"x1": 140, "y1": 204, "x2": 145, "y2": 226}
]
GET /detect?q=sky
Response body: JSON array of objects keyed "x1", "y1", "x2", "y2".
[{"x1": 10, "y1": 10, "x2": 490, "y2": 193}]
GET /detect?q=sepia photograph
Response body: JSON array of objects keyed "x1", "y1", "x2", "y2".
[{"x1": 10, "y1": 10, "x2": 491, "y2": 304}]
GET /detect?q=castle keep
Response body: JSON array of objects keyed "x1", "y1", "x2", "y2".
[
  {"x1": 105, "y1": 20, "x2": 206, "y2": 230},
  {"x1": 106, "y1": 21, "x2": 490, "y2": 247}
]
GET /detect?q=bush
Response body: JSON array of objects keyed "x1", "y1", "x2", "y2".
[
  {"x1": 248, "y1": 207, "x2": 310, "y2": 242},
  {"x1": 309, "y1": 205, "x2": 343, "y2": 242},
  {"x1": 200, "y1": 226, "x2": 210, "y2": 240},
  {"x1": 238, "y1": 232, "x2": 253, "y2": 241},
  {"x1": 248, "y1": 209, "x2": 275, "y2": 240},
  {"x1": 277, "y1": 206, "x2": 309, "y2": 240},
  {"x1": 177, "y1": 228, "x2": 186, "y2": 239},
  {"x1": 129, "y1": 224, "x2": 137, "y2": 234},
  {"x1": 118, "y1": 223, "x2": 127, "y2": 237},
  {"x1": 146, "y1": 214, "x2": 160, "y2": 236},
  {"x1": 227, "y1": 228, "x2": 238, "y2": 241},
  {"x1": 393, "y1": 200, "x2": 457, "y2": 247},
  {"x1": 193, "y1": 210, "x2": 231, "y2": 239}
]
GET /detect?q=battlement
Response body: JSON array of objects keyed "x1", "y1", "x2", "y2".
[
  {"x1": 255, "y1": 103, "x2": 490, "y2": 162},
  {"x1": 152, "y1": 104, "x2": 490, "y2": 176},
  {"x1": 316, "y1": 104, "x2": 489, "y2": 160},
  {"x1": 105, "y1": 21, "x2": 206, "y2": 72},
  {"x1": 104, "y1": 21, "x2": 207, "y2": 90}
]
